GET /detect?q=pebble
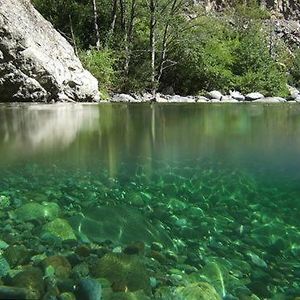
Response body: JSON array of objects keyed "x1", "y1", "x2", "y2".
[{"x1": 76, "y1": 278, "x2": 102, "y2": 300}]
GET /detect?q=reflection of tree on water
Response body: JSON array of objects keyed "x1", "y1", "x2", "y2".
[{"x1": 1, "y1": 104, "x2": 300, "y2": 175}]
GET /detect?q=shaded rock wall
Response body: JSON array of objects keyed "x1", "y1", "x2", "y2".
[
  {"x1": 194, "y1": 0, "x2": 300, "y2": 19},
  {"x1": 0, "y1": 0, "x2": 100, "y2": 102}
]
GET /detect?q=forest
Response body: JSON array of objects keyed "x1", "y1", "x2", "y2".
[{"x1": 32, "y1": 0, "x2": 300, "y2": 98}]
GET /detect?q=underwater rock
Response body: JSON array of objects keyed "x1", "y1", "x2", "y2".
[
  {"x1": 247, "y1": 253, "x2": 267, "y2": 269},
  {"x1": 0, "y1": 241, "x2": 9, "y2": 250},
  {"x1": 175, "y1": 282, "x2": 222, "y2": 300},
  {"x1": 76, "y1": 278, "x2": 102, "y2": 300},
  {"x1": 0, "y1": 286, "x2": 30, "y2": 300},
  {"x1": 201, "y1": 262, "x2": 226, "y2": 297},
  {"x1": 11, "y1": 202, "x2": 60, "y2": 222},
  {"x1": 68, "y1": 205, "x2": 173, "y2": 247},
  {"x1": 59, "y1": 292, "x2": 76, "y2": 300},
  {"x1": 10, "y1": 266, "x2": 45, "y2": 299},
  {"x1": 0, "y1": 256, "x2": 10, "y2": 278},
  {"x1": 123, "y1": 241, "x2": 145, "y2": 255},
  {"x1": 0, "y1": 195, "x2": 10, "y2": 209},
  {"x1": 108, "y1": 290, "x2": 151, "y2": 300},
  {"x1": 3, "y1": 245, "x2": 30, "y2": 268},
  {"x1": 41, "y1": 255, "x2": 72, "y2": 279},
  {"x1": 41, "y1": 218, "x2": 76, "y2": 241},
  {"x1": 91, "y1": 253, "x2": 150, "y2": 294}
]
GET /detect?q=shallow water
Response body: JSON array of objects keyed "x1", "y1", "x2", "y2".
[{"x1": 0, "y1": 103, "x2": 300, "y2": 299}]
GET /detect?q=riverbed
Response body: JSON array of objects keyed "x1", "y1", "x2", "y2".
[{"x1": 0, "y1": 103, "x2": 299, "y2": 299}]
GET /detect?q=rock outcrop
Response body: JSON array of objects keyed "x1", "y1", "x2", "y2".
[
  {"x1": 0, "y1": 0, "x2": 100, "y2": 102},
  {"x1": 194, "y1": 0, "x2": 300, "y2": 20}
]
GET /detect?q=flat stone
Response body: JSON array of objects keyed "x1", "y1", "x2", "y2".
[
  {"x1": 68, "y1": 205, "x2": 173, "y2": 247},
  {"x1": 41, "y1": 218, "x2": 77, "y2": 241},
  {"x1": 196, "y1": 96, "x2": 209, "y2": 102},
  {"x1": 253, "y1": 97, "x2": 286, "y2": 103},
  {"x1": 169, "y1": 95, "x2": 196, "y2": 103},
  {"x1": 245, "y1": 92, "x2": 264, "y2": 101}
]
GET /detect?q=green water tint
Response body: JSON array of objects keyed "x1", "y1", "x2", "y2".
[{"x1": 0, "y1": 103, "x2": 300, "y2": 299}]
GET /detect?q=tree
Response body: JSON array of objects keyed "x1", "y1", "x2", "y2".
[{"x1": 92, "y1": 0, "x2": 101, "y2": 49}]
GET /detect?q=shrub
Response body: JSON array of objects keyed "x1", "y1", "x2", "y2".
[
  {"x1": 288, "y1": 49, "x2": 300, "y2": 89},
  {"x1": 79, "y1": 49, "x2": 119, "y2": 98}
]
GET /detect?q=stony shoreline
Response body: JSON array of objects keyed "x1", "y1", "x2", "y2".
[{"x1": 108, "y1": 89, "x2": 300, "y2": 104}]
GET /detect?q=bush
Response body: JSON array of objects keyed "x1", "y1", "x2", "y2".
[
  {"x1": 288, "y1": 49, "x2": 300, "y2": 89},
  {"x1": 79, "y1": 49, "x2": 119, "y2": 98},
  {"x1": 161, "y1": 13, "x2": 288, "y2": 96},
  {"x1": 233, "y1": 25, "x2": 288, "y2": 96}
]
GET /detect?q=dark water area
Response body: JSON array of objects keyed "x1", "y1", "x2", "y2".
[{"x1": 0, "y1": 103, "x2": 299, "y2": 299}]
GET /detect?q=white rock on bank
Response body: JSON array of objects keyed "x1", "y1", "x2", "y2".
[
  {"x1": 111, "y1": 94, "x2": 136, "y2": 102},
  {"x1": 196, "y1": 96, "x2": 209, "y2": 102},
  {"x1": 230, "y1": 91, "x2": 245, "y2": 101},
  {"x1": 169, "y1": 95, "x2": 196, "y2": 103},
  {"x1": 245, "y1": 92, "x2": 264, "y2": 101},
  {"x1": 208, "y1": 90, "x2": 223, "y2": 100},
  {"x1": 253, "y1": 97, "x2": 286, "y2": 103},
  {"x1": 288, "y1": 86, "x2": 299, "y2": 100}
]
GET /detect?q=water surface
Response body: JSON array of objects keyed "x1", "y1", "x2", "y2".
[{"x1": 0, "y1": 103, "x2": 299, "y2": 299}]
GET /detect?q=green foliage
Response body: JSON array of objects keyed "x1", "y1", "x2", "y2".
[
  {"x1": 288, "y1": 49, "x2": 300, "y2": 89},
  {"x1": 233, "y1": 25, "x2": 288, "y2": 96},
  {"x1": 79, "y1": 49, "x2": 118, "y2": 97},
  {"x1": 231, "y1": 0, "x2": 270, "y2": 21},
  {"x1": 162, "y1": 10, "x2": 288, "y2": 96},
  {"x1": 33, "y1": 0, "x2": 291, "y2": 97}
]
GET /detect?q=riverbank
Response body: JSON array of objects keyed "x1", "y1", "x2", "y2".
[{"x1": 104, "y1": 89, "x2": 300, "y2": 104}]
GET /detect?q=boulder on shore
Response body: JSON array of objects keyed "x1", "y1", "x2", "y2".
[{"x1": 0, "y1": 0, "x2": 100, "y2": 102}]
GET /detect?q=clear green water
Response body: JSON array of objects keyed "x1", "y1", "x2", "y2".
[{"x1": 0, "y1": 103, "x2": 300, "y2": 299}]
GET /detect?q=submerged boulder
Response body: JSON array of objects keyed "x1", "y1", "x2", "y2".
[
  {"x1": 68, "y1": 205, "x2": 173, "y2": 248},
  {"x1": 0, "y1": 0, "x2": 99, "y2": 102}
]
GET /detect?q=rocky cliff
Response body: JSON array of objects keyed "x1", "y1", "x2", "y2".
[
  {"x1": 0, "y1": 0, "x2": 100, "y2": 102},
  {"x1": 195, "y1": 0, "x2": 300, "y2": 19},
  {"x1": 193, "y1": 0, "x2": 300, "y2": 47}
]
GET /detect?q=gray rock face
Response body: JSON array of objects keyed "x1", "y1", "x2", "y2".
[{"x1": 0, "y1": 0, "x2": 99, "y2": 102}]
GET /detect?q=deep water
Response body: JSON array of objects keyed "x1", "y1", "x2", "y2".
[{"x1": 0, "y1": 103, "x2": 299, "y2": 299}]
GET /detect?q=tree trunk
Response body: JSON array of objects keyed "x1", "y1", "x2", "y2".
[
  {"x1": 149, "y1": 0, "x2": 156, "y2": 97},
  {"x1": 124, "y1": 0, "x2": 136, "y2": 75},
  {"x1": 69, "y1": 15, "x2": 78, "y2": 56},
  {"x1": 106, "y1": 0, "x2": 118, "y2": 47},
  {"x1": 92, "y1": 0, "x2": 101, "y2": 50}
]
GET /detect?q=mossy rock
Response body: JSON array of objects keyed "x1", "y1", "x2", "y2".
[
  {"x1": 175, "y1": 282, "x2": 221, "y2": 300},
  {"x1": 41, "y1": 218, "x2": 76, "y2": 241},
  {"x1": 10, "y1": 266, "x2": 45, "y2": 299},
  {"x1": 91, "y1": 253, "x2": 150, "y2": 295},
  {"x1": 3, "y1": 245, "x2": 30, "y2": 268},
  {"x1": 12, "y1": 202, "x2": 60, "y2": 222},
  {"x1": 41, "y1": 255, "x2": 71, "y2": 279},
  {"x1": 108, "y1": 290, "x2": 151, "y2": 300}
]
